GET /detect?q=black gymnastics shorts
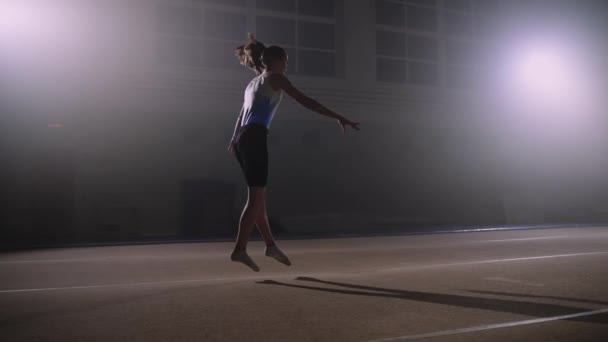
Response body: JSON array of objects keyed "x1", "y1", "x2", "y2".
[{"x1": 234, "y1": 123, "x2": 269, "y2": 187}]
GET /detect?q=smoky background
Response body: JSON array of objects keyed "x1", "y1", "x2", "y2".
[{"x1": 1, "y1": 0, "x2": 607, "y2": 247}]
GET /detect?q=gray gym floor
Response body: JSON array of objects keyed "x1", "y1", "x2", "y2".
[{"x1": 1, "y1": 226, "x2": 607, "y2": 341}]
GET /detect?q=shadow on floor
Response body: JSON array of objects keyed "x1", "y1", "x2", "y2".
[
  {"x1": 256, "y1": 277, "x2": 608, "y2": 325},
  {"x1": 465, "y1": 289, "x2": 608, "y2": 306}
]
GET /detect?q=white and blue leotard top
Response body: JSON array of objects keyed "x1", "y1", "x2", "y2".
[{"x1": 241, "y1": 73, "x2": 283, "y2": 129}]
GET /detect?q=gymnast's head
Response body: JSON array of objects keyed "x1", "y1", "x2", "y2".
[{"x1": 235, "y1": 33, "x2": 288, "y2": 75}]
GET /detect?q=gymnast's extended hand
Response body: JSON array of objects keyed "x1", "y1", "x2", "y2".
[{"x1": 337, "y1": 117, "x2": 360, "y2": 133}]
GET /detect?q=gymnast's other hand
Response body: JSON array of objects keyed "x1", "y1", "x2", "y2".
[
  {"x1": 338, "y1": 117, "x2": 361, "y2": 133},
  {"x1": 228, "y1": 139, "x2": 237, "y2": 156}
]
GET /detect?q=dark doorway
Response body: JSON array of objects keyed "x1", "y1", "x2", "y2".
[{"x1": 181, "y1": 179, "x2": 237, "y2": 237}]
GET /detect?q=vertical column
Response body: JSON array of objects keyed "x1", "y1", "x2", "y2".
[{"x1": 342, "y1": 0, "x2": 376, "y2": 83}]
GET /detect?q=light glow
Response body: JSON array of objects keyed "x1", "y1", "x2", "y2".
[
  {"x1": 514, "y1": 46, "x2": 571, "y2": 98},
  {"x1": 0, "y1": 1, "x2": 71, "y2": 44},
  {"x1": 504, "y1": 37, "x2": 598, "y2": 132}
]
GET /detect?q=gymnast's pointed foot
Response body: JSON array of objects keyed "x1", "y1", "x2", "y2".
[
  {"x1": 265, "y1": 245, "x2": 292, "y2": 266},
  {"x1": 231, "y1": 250, "x2": 260, "y2": 272}
]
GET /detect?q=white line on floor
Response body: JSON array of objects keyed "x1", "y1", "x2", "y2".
[
  {"x1": 0, "y1": 271, "x2": 336, "y2": 294},
  {"x1": 483, "y1": 277, "x2": 544, "y2": 287},
  {"x1": 0, "y1": 236, "x2": 574, "y2": 264},
  {"x1": 367, "y1": 307, "x2": 608, "y2": 341},
  {"x1": 376, "y1": 251, "x2": 608, "y2": 273},
  {"x1": 473, "y1": 236, "x2": 569, "y2": 243},
  {"x1": 0, "y1": 256, "x2": 167, "y2": 264},
  {"x1": 1, "y1": 251, "x2": 606, "y2": 294}
]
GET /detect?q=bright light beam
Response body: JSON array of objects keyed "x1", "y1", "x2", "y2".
[
  {"x1": 515, "y1": 46, "x2": 570, "y2": 97},
  {"x1": 508, "y1": 40, "x2": 588, "y2": 112},
  {"x1": 498, "y1": 36, "x2": 600, "y2": 176},
  {"x1": 509, "y1": 40, "x2": 592, "y2": 116},
  {"x1": 0, "y1": 1, "x2": 68, "y2": 42}
]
